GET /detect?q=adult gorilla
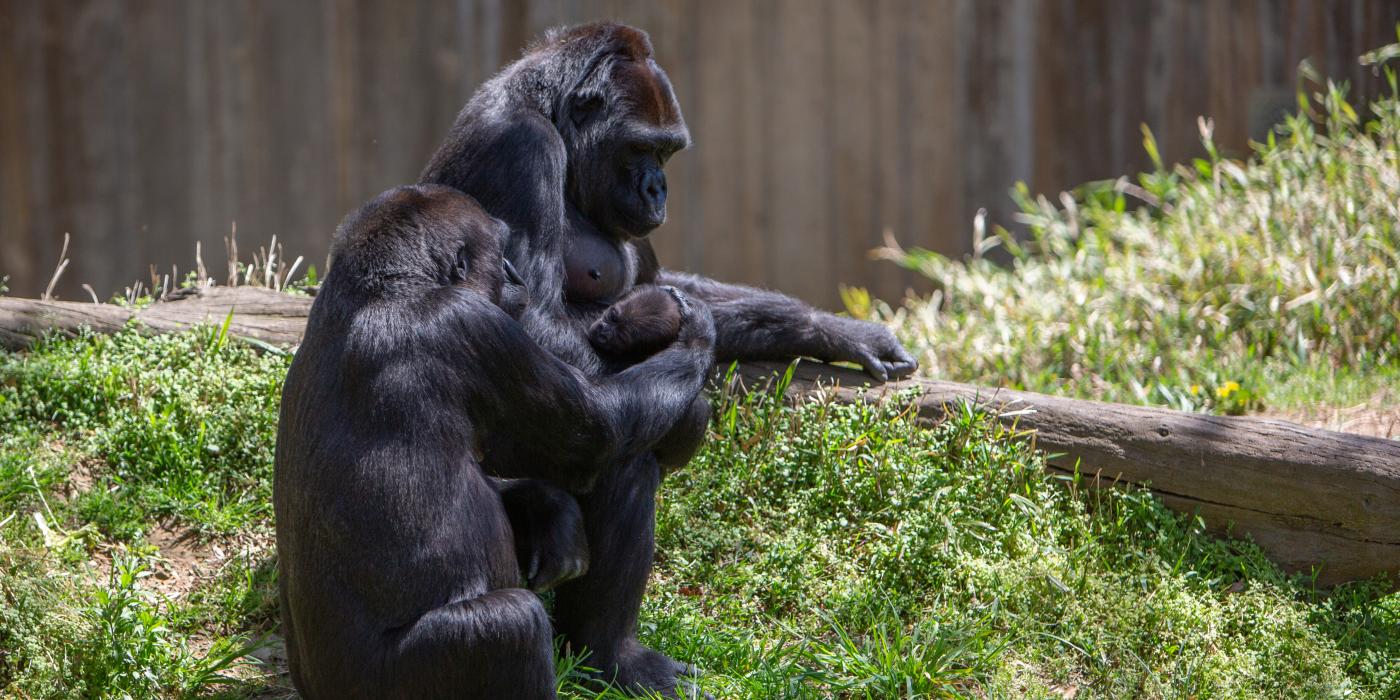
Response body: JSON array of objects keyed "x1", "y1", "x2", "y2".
[
  {"x1": 421, "y1": 22, "x2": 917, "y2": 696},
  {"x1": 274, "y1": 184, "x2": 715, "y2": 698}
]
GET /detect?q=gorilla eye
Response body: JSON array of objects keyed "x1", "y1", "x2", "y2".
[{"x1": 570, "y1": 92, "x2": 605, "y2": 128}]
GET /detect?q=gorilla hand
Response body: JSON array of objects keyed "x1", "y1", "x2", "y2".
[
  {"x1": 664, "y1": 286, "x2": 717, "y2": 351},
  {"x1": 823, "y1": 315, "x2": 918, "y2": 382},
  {"x1": 497, "y1": 479, "x2": 589, "y2": 592}
]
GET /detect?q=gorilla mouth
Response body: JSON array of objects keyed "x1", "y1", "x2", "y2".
[
  {"x1": 607, "y1": 209, "x2": 663, "y2": 240},
  {"x1": 635, "y1": 210, "x2": 666, "y2": 233},
  {"x1": 625, "y1": 200, "x2": 667, "y2": 236}
]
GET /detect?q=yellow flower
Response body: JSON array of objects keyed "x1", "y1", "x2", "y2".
[
  {"x1": 1189, "y1": 384, "x2": 1201, "y2": 396},
  {"x1": 1216, "y1": 381, "x2": 1240, "y2": 399}
]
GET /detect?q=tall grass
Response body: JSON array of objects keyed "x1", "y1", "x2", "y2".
[{"x1": 869, "y1": 37, "x2": 1400, "y2": 413}]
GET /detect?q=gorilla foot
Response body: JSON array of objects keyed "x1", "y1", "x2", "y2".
[{"x1": 586, "y1": 643, "x2": 712, "y2": 700}]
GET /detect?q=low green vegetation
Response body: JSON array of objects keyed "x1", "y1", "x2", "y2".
[
  {"x1": 867, "y1": 50, "x2": 1400, "y2": 415},
  {"x1": 0, "y1": 328, "x2": 281, "y2": 698},
  {"x1": 1, "y1": 331, "x2": 1396, "y2": 698}
]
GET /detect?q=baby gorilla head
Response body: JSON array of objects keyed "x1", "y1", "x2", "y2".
[{"x1": 588, "y1": 285, "x2": 684, "y2": 361}]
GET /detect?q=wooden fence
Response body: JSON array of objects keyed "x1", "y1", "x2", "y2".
[{"x1": 2, "y1": 0, "x2": 1398, "y2": 307}]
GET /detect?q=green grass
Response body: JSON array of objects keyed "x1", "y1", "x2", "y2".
[
  {"x1": 864, "y1": 43, "x2": 1400, "y2": 415},
  {"x1": 1, "y1": 331, "x2": 1396, "y2": 698},
  {"x1": 0, "y1": 329, "x2": 280, "y2": 698}
]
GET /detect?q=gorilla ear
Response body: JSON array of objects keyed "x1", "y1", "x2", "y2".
[
  {"x1": 569, "y1": 91, "x2": 605, "y2": 128},
  {"x1": 453, "y1": 244, "x2": 471, "y2": 284}
]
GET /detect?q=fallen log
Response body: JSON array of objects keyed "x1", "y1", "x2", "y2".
[
  {"x1": 0, "y1": 287, "x2": 312, "y2": 350},
  {"x1": 1, "y1": 288, "x2": 1396, "y2": 585}
]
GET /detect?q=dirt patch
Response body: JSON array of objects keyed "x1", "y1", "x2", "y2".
[
  {"x1": 144, "y1": 522, "x2": 275, "y2": 601},
  {"x1": 64, "y1": 460, "x2": 100, "y2": 495},
  {"x1": 146, "y1": 521, "x2": 216, "y2": 600},
  {"x1": 142, "y1": 524, "x2": 291, "y2": 693}
]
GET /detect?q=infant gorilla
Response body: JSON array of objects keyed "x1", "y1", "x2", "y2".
[
  {"x1": 588, "y1": 285, "x2": 684, "y2": 364},
  {"x1": 587, "y1": 285, "x2": 708, "y2": 471}
]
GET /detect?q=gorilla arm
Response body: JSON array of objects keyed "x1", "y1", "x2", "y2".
[
  {"x1": 654, "y1": 268, "x2": 917, "y2": 382},
  {"x1": 438, "y1": 288, "x2": 715, "y2": 492}
]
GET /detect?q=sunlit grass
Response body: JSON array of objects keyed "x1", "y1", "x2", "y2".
[
  {"x1": 867, "y1": 42, "x2": 1400, "y2": 415},
  {"x1": 3, "y1": 334, "x2": 1395, "y2": 698}
]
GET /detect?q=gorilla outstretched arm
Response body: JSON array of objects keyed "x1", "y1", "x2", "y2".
[{"x1": 655, "y1": 268, "x2": 917, "y2": 382}]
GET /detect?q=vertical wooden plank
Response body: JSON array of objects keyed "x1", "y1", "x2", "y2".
[
  {"x1": 65, "y1": 0, "x2": 138, "y2": 297},
  {"x1": 827, "y1": 0, "x2": 887, "y2": 303},
  {"x1": 1208, "y1": 0, "x2": 1262, "y2": 153},
  {"x1": 1030, "y1": 0, "x2": 1068, "y2": 194},
  {"x1": 766, "y1": 0, "x2": 831, "y2": 305},
  {"x1": 872, "y1": 0, "x2": 903, "y2": 297},
  {"x1": 184, "y1": 0, "x2": 216, "y2": 271},
  {"x1": 1159, "y1": 0, "x2": 1198, "y2": 162},
  {"x1": 960, "y1": 0, "x2": 1035, "y2": 240},
  {"x1": 0, "y1": 0, "x2": 40, "y2": 294},
  {"x1": 683, "y1": 0, "x2": 765, "y2": 287},
  {"x1": 1104, "y1": 0, "x2": 1152, "y2": 175},
  {"x1": 125, "y1": 1, "x2": 196, "y2": 291},
  {"x1": 905, "y1": 0, "x2": 969, "y2": 272}
]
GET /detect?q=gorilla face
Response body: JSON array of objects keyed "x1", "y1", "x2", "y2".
[{"x1": 566, "y1": 57, "x2": 690, "y2": 241}]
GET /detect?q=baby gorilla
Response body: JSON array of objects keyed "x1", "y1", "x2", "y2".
[
  {"x1": 588, "y1": 285, "x2": 684, "y2": 364},
  {"x1": 585, "y1": 285, "x2": 710, "y2": 475},
  {"x1": 274, "y1": 184, "x2": 714, "y2": 699}
]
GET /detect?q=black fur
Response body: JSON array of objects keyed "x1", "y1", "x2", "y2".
[
  {"x1": 420, "y1": 21, "x2": 916, "y2": 697},
  {"x1": 589, "y1": 284, "x2": 683, "y2": 363},
  {"x1": 274, "y1": 184, "x2": 714, "y2": 699}
]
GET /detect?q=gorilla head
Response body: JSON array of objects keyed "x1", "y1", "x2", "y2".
[
  {"x1": 327, "y1": 185, "x2": 527, "y2": 317},
  {"x1": 550, "y1": 24, "x2": 691, "y2": 240}
]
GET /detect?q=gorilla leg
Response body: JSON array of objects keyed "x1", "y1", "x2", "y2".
[
  {"x1": 552, "y1": 453, "x2": 697, "y2": 695},
  {"x1": 383, "y1": 588, "x2": 555, "y2": 700}
]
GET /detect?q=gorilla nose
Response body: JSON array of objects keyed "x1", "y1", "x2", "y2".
[{"x1": 640, "y1": 169, "x2": 667, "y2": 212}]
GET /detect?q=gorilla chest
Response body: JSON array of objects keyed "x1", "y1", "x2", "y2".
[{"x1": 563, "y1": 227, "x2": 635, "y2": 305}]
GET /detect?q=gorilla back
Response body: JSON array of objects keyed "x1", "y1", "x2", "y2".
[{"x1": 274, "y1": 185, "x2": 714, "y2": 699}]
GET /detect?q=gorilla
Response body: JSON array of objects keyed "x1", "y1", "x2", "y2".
[
  {"x1": 588, "y1": 285, "x2": 683, "y2": 364},
  {"x1": 420, "y1": 22, "x2": 917, "y2": 696},
  {"x1": 273, "y1": 184, "x2": 715, "y2": 699}
]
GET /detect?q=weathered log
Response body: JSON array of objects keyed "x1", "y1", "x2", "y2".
[
  {"x1": 0, "y1": 287, "x2": 312, "y2": 350},
  {"x1": 1, "y1": 288, "x2": 1396, "y2": 585}
]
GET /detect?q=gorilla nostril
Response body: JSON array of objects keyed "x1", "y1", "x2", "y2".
[{"x1": 641, "y1": 171, "x2": 667, "y2": 209}]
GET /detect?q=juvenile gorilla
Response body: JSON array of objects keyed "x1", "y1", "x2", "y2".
[
  {"x1": 273, "y1": 184, "x2": 714, "y2": 699},
  {"x1": 588, "y1": 285, "x2": 682, "y2": 363},
  {"x1": 421, "y1": 21, "x2": 917, "y2": 696}
]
